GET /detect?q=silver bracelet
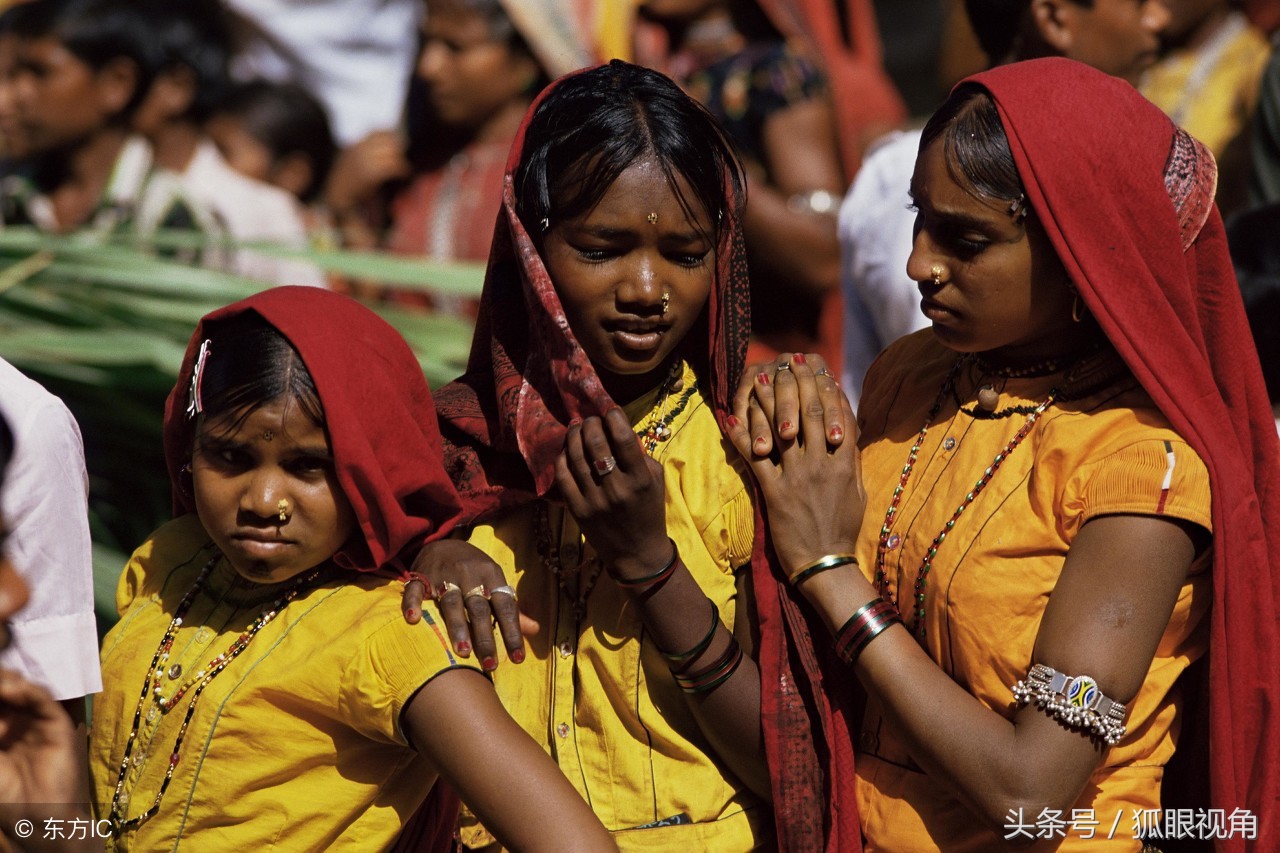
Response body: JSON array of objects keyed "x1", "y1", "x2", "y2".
[{"x1": 1011, "y1": 664, "x2": 1128, "y2": 745}]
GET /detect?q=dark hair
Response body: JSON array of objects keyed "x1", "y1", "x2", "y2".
[
  {"x1": 963, "y1": 0, "x2": 1094, "y2": 65},
  {"x1": 134, "y1": 0, "x2": 232, "y2": 122},
  {"x1": 212, "y1": 81, "x2": 337, "y2": 200},
  {"x1": 919, "y1": 83, "x2": 1023, "y2": 207},
  {"x1": 7, "y1": 0, "x2": 156, "y2": 116},
  {"x1": 514, "y1": 61, "x2": 745, "y2": 242},
  {"x1": 0, "y1": 410, "x2": 12, "y2": 487},
  {"x1": 196, "y1": 312, "x2": 324, "y2": 435}
]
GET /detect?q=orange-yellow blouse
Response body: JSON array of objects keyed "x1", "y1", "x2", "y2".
[{"x1": 853, "y1": 332, "x2": 1213, "y2": 852}]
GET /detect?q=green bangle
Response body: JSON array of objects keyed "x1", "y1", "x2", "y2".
[
  {"x1": 788, "y1": 553, "x2": 858, "y2": 585},
  {"x1": 654, "y1": 599, "x2": 719, "y2": 663},
  {"x1": 609, "y1": 538, "x2": 679, "y2": 590}
]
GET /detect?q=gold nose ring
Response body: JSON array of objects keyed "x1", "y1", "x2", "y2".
[
  {"x1": 661, "y1": 291, "x2": 670, "y2": 315},
  {"x1": 930, "y1": 265, "x2": 944, "y2": 287},
  {"x1": 277, "y1": 499, "x2": 290, "y2": 522}
]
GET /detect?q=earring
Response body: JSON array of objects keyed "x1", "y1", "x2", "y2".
[
  {"x1": 277, "y1": 499, "x2": 291, "y2": 522},
  {"x1": 661, "y1": 291, "x2": 670, "y2": 316},
  {"x1": 646, "y1": 212, "x2": 658, "y2": 225},
  {"x1": 1072, "y1": 293, "x2": 1086, "y2": 323},
  {"x1": 931, "y1": 265, "x2": 944, "y2": 287}
]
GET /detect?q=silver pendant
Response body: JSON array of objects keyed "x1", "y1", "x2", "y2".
[{"x1": 654, "y1": 423, "x2": 672, "y2": 442}]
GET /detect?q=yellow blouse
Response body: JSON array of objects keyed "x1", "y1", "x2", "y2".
[
  {"x1": 460, "y1": 362, "x2": 766, "y2": 850},
  {"x1": 90, "y1": 514, "x2": 481, "y2": 851},
  {"x1": 1141, "y1": 12, "x2": 1271, "y2": 159},
  {"x1": 853, "y1": 333, "x2": 1213, "y2": 853}
]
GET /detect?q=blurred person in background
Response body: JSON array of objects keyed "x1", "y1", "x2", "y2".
[
  {"x1": 633, "y1": 0, "x2": 905, "y2": 371},
  {"x1": 129, "y1": 0, "x2": 325, "y2": 286},
  {"x1": 839, "y1": 0, "x2": 1171, "y2": 408}
]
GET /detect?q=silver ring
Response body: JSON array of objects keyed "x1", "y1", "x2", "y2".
[
  {"x1": 463, "y1": 584, "x2": 489, "y2": 601},
  {"x1": 489, "y1": 585, "x2": 517, "y2": 600},
  {"x1": 775, "y1": 362, "x2": 792, "y2": 372},
  {"x1": 592, "y1": 455, "x2": 617, "y2": 476},
  {"x1": 814, "y1": 367, "x2": 832, "y2": 378}
]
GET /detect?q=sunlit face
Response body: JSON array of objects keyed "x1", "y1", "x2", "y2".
[
  {"x1": 192, "y1": 399, "x2": 356, "y2": 584},
  {"x1": 417, "y1": 0, "x2": 538, "y2": 132},
  {"x1": 906, "y1": 137, "x2": 1077, "y2": 365},
  {"x1": 1060, "y1": 0, "x2": 1170, "y2": 84},
  {"x1": 206, "y1": 113, "x2": 275, "y2": 183},
  {"x1": 541, "y1": 155, "x2": 716, "y2": 403},
  {"x1": 11, "y1": 37, "x2": 131, "y2": 154}
]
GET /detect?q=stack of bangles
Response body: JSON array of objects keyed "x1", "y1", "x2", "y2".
[
  {"x1": 834, "y1": 597, "x2": 902, "y2": 665},
  {"x1": 656, "y1": 598, "x2": 743, "y2": 694}
]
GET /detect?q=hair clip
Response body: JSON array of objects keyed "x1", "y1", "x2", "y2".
[
  {"x1": 539, "y1": 217, "x2": 550, "y2": 233},
  {"x1": 185, "y1": 340, "x2": 212, "y2": 419},
  {"x1": 1008, "y1": 193, "x2": 1028, "y2": 224}
]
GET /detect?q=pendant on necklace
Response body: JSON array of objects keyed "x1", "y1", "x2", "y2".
[
  {"x1": 167, "y1": 664, "x2": 183, "y2": 680},
  {"x1": 654, "y1": 423, "x2": 672, "y2": 442}
]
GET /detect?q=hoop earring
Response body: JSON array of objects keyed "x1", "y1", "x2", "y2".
[{"x1": 1072, "y1": 293, "x2": 1086, "y2": 323}]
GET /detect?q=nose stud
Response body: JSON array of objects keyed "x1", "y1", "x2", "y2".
[
  {"x1": 931, "y1": 265, "x2": 944, "y2": 287},
  {"x1": 277, "y1": 499, "x2": 291, "y2": 522},
  {"x1": 661, "y1": 290, "x2": 670, "y2": 316}
]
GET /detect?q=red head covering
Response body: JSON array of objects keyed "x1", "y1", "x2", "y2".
[
  {"x1": 432, "y1": 63, "x2": 858, "y2": 851},
  {"x1": 970, "y1": 58, "x2": 1280, "y2": 850},
  {"x1": 162, "y1": 286, "x2": 464, "y2": 574}
]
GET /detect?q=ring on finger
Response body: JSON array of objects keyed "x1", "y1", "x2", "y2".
[
  {"x1": 814, "y1": 367, "x2": 832, "y2": 378},
  {"x1": 436, "y1": 581, "x2": 462, "y2": 599},
  {"x1": 463, "y1": 584, "x2": 489, "y2": 601},
  {"x1": 593, "y1": 455, "x2": 617, "y2": 476},
  {"x1": 775, "y1": 361, "x2": 792, "y2": 373},
  {"x1": 489, "y1": 584, "x2": 518, "y2": 601},
  {"x1": 403, "y1": 571, "x2": 431, "y2": 593}
]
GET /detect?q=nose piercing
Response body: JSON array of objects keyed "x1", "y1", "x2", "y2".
[
  {"x1": 661, "y1": 290, "x2": 670, "y2": 315},
  {"x1": 277, "y1": 499, "x2": 291, "y2": 522},
  {"x1": 646, "y1": 212, "x2": 658, "y2": 225},
  {"x1": 931, "y1": 265, "x2": 944, "y2": 287}
]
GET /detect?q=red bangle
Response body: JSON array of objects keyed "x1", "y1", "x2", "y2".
[
  {"x1": 671, "y1": 636, "x2": 743, "y2": 694},
  {"x1": 834, "y1": 598, "x2": 901, "y2": 665}
]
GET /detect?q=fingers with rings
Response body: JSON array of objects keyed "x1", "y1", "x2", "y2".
[
  {"x1": 488, "y1": 585, "x2": 518, "y2": 601},
  {"x1": 463, "y1": 584, "x2": 489, "y2": 601},
  {"x1": 770, "y1": 354, "x2": 806, "y2": 443},
  {"x1": 461, "y1": 585, "x2": 499, "y2": 671},
  {"x1": 592, "y1": 455, "x2": 617, "y2": 477}
]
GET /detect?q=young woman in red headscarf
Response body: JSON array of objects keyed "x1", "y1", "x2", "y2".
[
  {"x1": 731, "y1": 58, "x2": 1280, "y2": 851},
  {"x1": 87, "y1": 287, "x2": 613, "y2": 851},
  {"x1": 400, "y1": 61, "x2": 858, "y2": 850}
]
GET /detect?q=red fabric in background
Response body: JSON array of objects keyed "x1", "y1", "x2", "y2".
[{"x1": 975, "y1": 58, "x2": 1280, "y2": 852}]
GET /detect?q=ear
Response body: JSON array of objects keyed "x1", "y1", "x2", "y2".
[
  {"x1": 94, "y1": 56, "x2": 140, "y2": 117},
  {"x1": 1028, "y1": 0, "x2": 1082, "y2": 55},
  {"x1": 269, "y1": 152, "x2": 315, "y2": 199}
]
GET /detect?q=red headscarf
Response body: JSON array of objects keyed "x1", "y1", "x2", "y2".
[
  {"x1": 162, "y1": 286, "x2": 465, "y2": 574},
  {"x1": 972, "y1": 58, "x2": 1280, "y2": 851},
  {"x1": 432, "y1": 63, "x2": 860, "y2": 851}
]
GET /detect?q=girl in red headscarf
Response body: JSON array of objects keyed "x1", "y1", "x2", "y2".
[
  {"x1": 87, "y1": 287, "x2": 614, "y2": 851},
  {"x1": 401, "y1": 61, "x2": 858, "y2": 850},
  {"x1": 733, "y1": 58, "x2": 1280, "y2": 851}
]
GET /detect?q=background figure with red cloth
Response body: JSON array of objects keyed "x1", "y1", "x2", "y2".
[{"x1": 733, "y1": 58, "x2": 1279, "y2": 851}]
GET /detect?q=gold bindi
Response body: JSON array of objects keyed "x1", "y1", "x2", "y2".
[
  {"x1": 277, "y1": 499, "x2": 290, "y2": 522},
  {"x1": 261, "y1": 430, "x2": 274, "y2": 442},
  {"x1": 646, "y1": 212, "x2": 658, "y2": 225}
]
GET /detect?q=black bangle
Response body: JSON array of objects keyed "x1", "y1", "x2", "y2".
[
  {"x1": 654, "y1": 599, "x2": 719, "y2": 664},
  {"x1": 671, "y1": 636, "x2": 743, "y2": 694},
  {"x1": 609, "y1": 538, "x2": 679, "y2": 590}
]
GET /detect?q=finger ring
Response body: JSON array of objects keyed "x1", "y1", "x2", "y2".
[
  {"x1": 463, "y1": 584, "x2": 489, "y2": 601},
  {"x1": 436, "y1": 581, "x2": 461, "y2": 599},
  {"x1": 489, "y1": 585, "x2": 518, "y2": 601},
  {"x1": 775, "y1": 362, "x2": 792, "y2": 372},
  {"x1": 814, "y1": 367, "x2": 832, "y2": 378},
  {"x1": 403, "y1": 571, "x2": 430, "y2": 590},
  {"x1": 593, "y1": 455, "x2": 617, "y2": 476}
]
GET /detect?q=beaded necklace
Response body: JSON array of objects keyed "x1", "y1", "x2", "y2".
[
  {"x1": 108, "y1": 554, "x2": 325, "y2": 836},
  {"x1": 634, "y1": 360, "x2": 698, "y2": 454},
  {"x1": 874, "y1": 357, "x2": 1058, "y2": 640}
]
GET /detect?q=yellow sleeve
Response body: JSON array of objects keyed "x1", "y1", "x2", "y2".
[
  {"x1": 1065, "y1": 438, "x2": 1212, "y2": 532},
  {"x1": 337, "y1": 600, "x2": 484, "y2": 746},
  {"x1": 115, "y1": 514, "x2": 213, "y2": 617}
]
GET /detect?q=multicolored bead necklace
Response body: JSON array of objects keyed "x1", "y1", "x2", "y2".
[
  {"x1": 634, "y1": 360, "x2": 697, "y2": 454},
  {"x1": 535, "y1": 502, "x2": 603, "y2": 623},
  {"x1": 874, "y1": 357, "x2": 1059, "y2": 640},
  {"x1": 108, "y1": 554, "x2": 324, "y2": 837}
]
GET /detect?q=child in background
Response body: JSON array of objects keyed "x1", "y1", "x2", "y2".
[{"x1": 88, "y1": 287, "x2": 613, "y2": 851}]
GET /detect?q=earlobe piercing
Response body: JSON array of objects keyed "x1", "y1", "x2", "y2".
[
  {"x1": 931, "y1": 265, "x2": 944, "y2": 287},
  {"x1": 277, "y1": 499, "x2": 291, "y2": 522}
]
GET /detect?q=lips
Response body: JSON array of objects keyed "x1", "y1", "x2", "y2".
[
  {"x1": 230, "y1": 533, "x2": 295, "y2": 559},
  {"x1": 606, "y1": 318, "x2": 669, "y2": 353},
  {"x1": 920, "y1": 298, "x2": 957, "y2": 322}
]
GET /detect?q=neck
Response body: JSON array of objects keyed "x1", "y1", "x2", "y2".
[
  {"x1": 599, "y1": 355, "x2": 682, "y2": 408},
  {"x1": 35, "y1": 125, "x2": 127, "y2": 192},
  {"x1": 148, "y1": 122, "x2": 202, "y2": 172},
  {"x1": 975, "y1": 324, "x2": 1106, "y2": 376}
]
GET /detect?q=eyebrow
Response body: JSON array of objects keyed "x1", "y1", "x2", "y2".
[
  {"x1": 197, "y1": 434, "x2": 334, "y2": 460},
  {"x1": 573, "y1": 224, "x2": 707, "y2": 242},
  {"x1": 908, "y1": 188, "x2": 1002, "y2": 232}
]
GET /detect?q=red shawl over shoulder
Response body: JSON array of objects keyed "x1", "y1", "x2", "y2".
[
  {"x1": 974, "y1": 58, "x2": 1280, "y2": 851},
  {"x1": 431, "y1": 66, "x2": 860, "y2": 851}
]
